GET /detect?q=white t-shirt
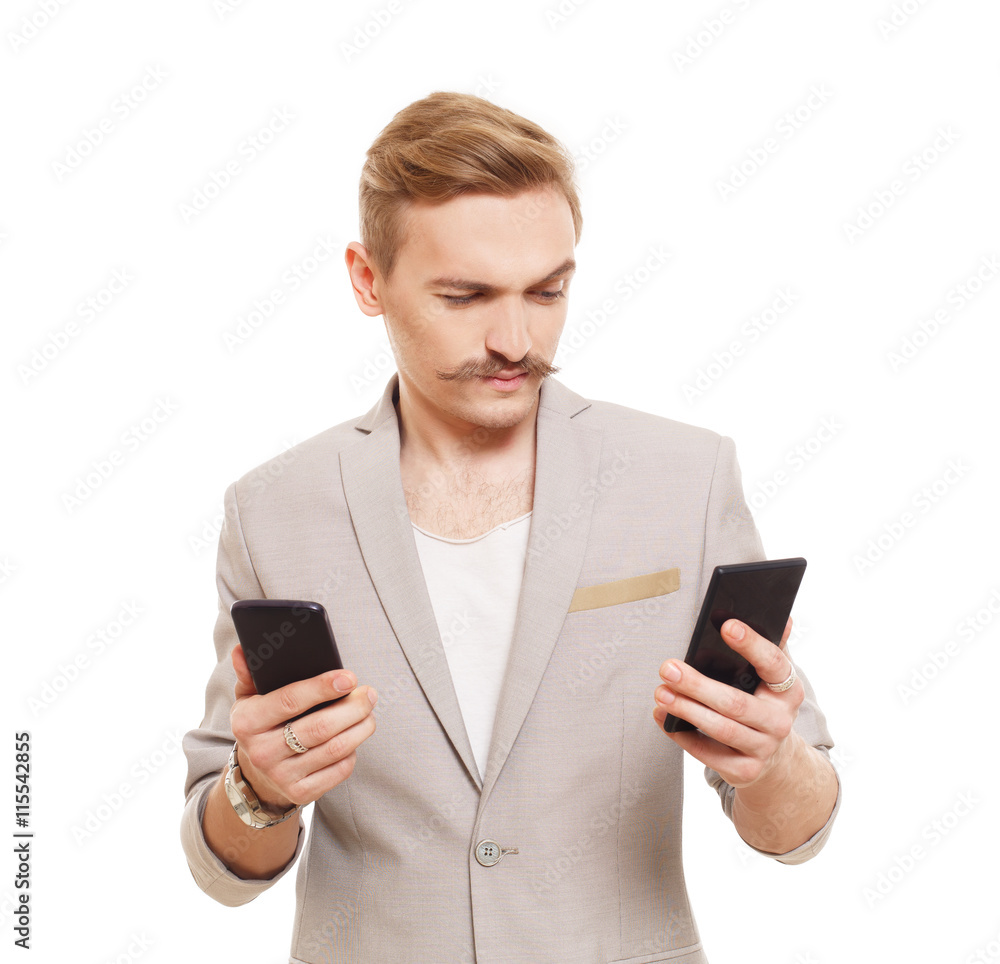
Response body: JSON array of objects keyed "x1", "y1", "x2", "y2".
[{"x1": 411, "y1": 511, "x2": 532, "y2": 781}]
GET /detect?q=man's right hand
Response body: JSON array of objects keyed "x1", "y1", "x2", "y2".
[{"x1": 229, "y1": 643, "x2": 378, "y2": 812}]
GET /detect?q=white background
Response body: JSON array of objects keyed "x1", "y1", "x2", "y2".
[{"x1": 3, "y1": 0, "x2": 999, "y2": 962}]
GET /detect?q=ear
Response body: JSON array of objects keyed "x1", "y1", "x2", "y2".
[{"x1": 344, "y1": 242, "x2": 386, "y2": 318}]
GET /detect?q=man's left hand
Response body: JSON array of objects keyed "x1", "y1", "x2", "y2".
[{"x1": 652, "y1": 617, "x2": 803, "y2": 789}]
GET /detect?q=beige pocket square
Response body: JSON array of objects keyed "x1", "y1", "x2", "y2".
[{"x1": 568, "y1": 567, "x2": 680, "y2": 613}]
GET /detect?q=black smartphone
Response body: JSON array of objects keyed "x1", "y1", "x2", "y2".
[
  {"x1": 230, "y1": 599, "x2": 345, "y2": 720},
  {"x1": 663, "y1": 557, "x2": 806, "y2": 733}
]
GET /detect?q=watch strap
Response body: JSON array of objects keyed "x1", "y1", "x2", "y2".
[{"x1": 225, "y1": 742, "x2": 301, "y2": 829}]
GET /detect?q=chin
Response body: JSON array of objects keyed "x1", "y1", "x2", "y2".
[{"x1": 459, "y1": 393, "x2": 536, "y2": 432}]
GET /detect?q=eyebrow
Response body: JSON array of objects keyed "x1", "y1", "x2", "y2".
[{"x1": 426, "y1": 258, "x2": 576, "y2": 293}]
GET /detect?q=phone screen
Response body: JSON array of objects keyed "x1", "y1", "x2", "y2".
[
  {"x1": 663, "y1": 558, "x2": 806, "y2": 733},
  {"x1": 230, "y1": 599, "x2": 345, "y2": 719}
]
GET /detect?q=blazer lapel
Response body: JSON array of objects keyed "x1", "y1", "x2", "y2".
[
  {"x1": 340, "y1": 375, "x2": 482, "y2": 787},
  {"x1": 340, "y1": 373, "x2": 603, "y2": 800},
  {"x1": 479, "y1": 378, "x2": 602, "y2": 801}
]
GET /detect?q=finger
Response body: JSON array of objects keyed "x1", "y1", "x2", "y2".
[
  {"x1": 284, "y1": 750, "x2": 362, "y2": 805},
  {"x1": 274, "y1": 711, "x2": 378, "y2": 803},
  {"x1": 231, "y1": 686, "x2": 374, "y2": 804},
  {"x1": 661, "y1": 725, "x2": 772, "y2": 789},
  {"x1": 231, "y1": 643, "x2": 257, "y2": 698},
  {"x1": 654, "y1": 676, "x2": 774, "y2": 753},
  {"x1": 244, "y1": 668, "x2": 359, "y2": 735},
  {"x1": 720, "y1": 619, "x2": 792, "y2": 688},
  {"x1": 657, "y1": 658, "x2": 773, "y2": 727},
  {"x1": 275, "y1": 686, "x2": 378, "y2": 759}
]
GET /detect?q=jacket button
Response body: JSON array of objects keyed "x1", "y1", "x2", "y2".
[{"x1": 475, "y1": 839, "x2": 515, "y2": 867}]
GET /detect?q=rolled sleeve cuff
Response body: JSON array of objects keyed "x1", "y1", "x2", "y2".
[{"x1": 180, "y1": 774, "x2": 306, "y2": 906}]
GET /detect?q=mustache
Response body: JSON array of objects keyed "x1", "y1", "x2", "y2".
[{"x1": 435, "y1": 353, "x2": 560, "y2": 381}]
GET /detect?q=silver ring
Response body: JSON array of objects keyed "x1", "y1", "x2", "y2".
[
  {"x1": 765, "y1": 665, "x2": 797, "y2": 693},
  {"x1": 283, "y1": 722, "x2": 308, "y2": 754}
]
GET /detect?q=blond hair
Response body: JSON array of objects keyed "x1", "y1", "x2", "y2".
[{"x1": 359, "y1": 91, "x2": 583, "y2": 279}]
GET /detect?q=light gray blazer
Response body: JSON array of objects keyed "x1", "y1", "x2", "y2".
[{"x1": 181, "y1": 373, "x2": 840, "y2": 964}]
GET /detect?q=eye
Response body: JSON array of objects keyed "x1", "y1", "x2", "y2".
[{"x1": 441, "y1": 289, "x2": 566, "y2": 306}]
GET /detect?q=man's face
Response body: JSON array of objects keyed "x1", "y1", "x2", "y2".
[{"x1": 370, "y1": 185, "x2": 577, "y2": 437}]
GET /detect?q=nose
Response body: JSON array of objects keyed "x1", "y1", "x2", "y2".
[{"x1": 484, "y1": 299, "x2": 532, "y2": 364}]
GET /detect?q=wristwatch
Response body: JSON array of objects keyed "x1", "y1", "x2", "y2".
[{"x1": 224, "y1": 742, "x2": 301, "y2": 829}]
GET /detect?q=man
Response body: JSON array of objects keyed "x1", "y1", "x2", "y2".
[{"x1": 181, "y1": 91, "x2": 840, "y2": 964}]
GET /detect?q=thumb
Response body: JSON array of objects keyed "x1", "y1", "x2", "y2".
[{"x1": 231, "y1": 643, "x2": 258, "y2": 698}]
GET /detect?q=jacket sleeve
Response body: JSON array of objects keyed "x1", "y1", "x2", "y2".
[
  {"x1": 179, "y1": 481, "x2": 306, "y2": 905},
  {"x1": 698, "y1": 436, "x2": 841, "y2": 865}
]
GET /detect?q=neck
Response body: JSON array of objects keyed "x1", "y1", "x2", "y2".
[{"x1": 395, "y1": 384, "x2": 540, "y2": 474}]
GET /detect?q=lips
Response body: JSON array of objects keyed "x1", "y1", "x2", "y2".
[{"x1": 481, "y1": 371, "x2": 528, "y2": 391}]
